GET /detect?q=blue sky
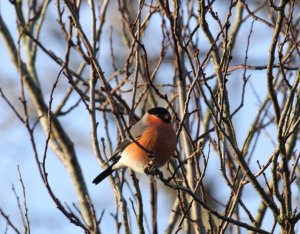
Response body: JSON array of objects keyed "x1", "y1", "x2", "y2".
[{"x1": 1, "y1": 1, "x2": 299, "y2": 233}]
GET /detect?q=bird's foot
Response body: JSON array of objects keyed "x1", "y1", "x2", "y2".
[{"x1": 144, "y1": 166, "x2": 163, "y2": 178}]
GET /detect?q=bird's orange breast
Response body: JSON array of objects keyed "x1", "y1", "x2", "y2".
[{"x1": 121, "y1": 123, "x2": 176, "y2": 172}]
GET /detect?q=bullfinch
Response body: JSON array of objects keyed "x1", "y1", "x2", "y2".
[{"x1": 92, "y1": 107, "x2": 177, "y2": 185}]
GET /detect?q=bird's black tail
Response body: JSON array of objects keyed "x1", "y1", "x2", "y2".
[{"x1": 92, "y1": 165, "x2": 114, "y2": 185}]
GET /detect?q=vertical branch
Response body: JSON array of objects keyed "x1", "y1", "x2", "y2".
[
  {"x1": 266, "y1": 0, "x2": 289, "y2": 125},
  {"x1": 277, "y1": 68, "x2": 300, "y2": 231},
  {"x1": 166, "y1": 0, "x2": 205, "y2": 232},
  {"x1": 150, "y1": 177, "x2": 158, "y2": 234},
  {"x1": 88, "y1": 0, "x2": 102, "y2": 176},
  {"x1": 198, "y1": 0, "x2": 237, "y2": 146},
  {"x1": 130, "y1": 0, "x2": 143, "y2": 118},
  {"x1": 131, "y1": 173, "x2": 145, "y2": 234},
  {"x1": 78, "y1": 0, "x2": 132, "y2": 232},
  {"x1": 87, "y1": 0, "x2": 96, "y2": 50},
  {"x1": 16, "y1": 166, "x2": 30, "y2": 234}
]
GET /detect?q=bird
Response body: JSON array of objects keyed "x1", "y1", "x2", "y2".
[{"x1": 92, "y1": 107, "x2": 177, "y2": 185}]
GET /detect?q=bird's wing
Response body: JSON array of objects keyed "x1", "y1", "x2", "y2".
[
  {"x1": 129, "y1": 118, "x2": 147, "y2": 139},
  {"x1": 109, "y1": 139, "x2": 131, "y2": 161},
  {"x1": 109, "y1": 118, "x2": 147, "y2": 162}
]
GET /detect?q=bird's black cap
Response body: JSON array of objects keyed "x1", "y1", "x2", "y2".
[{"x1": 148, "y1": 107, "x2": 172, "y2": 123}]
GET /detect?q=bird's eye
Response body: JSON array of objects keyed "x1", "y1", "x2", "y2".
[{"x1": 163, "y1": 114, "x2": 171, "y2": 122}]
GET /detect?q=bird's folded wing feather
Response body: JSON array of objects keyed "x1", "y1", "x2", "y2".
[{"x1": 109, "y1": 118, "x2": 148, "y2": 162}]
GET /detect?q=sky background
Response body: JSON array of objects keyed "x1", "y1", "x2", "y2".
[{"x1": 0, "y1": 1, "x2": 299, "y2": 233}]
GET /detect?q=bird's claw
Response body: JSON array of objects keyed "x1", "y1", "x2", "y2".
[{"x1": 144, "y1": 166, "x2": 163, "y2": 178}]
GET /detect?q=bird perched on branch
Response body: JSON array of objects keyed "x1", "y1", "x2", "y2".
[{"x1": 92, "y1": 107, "x2": 177, "y2": 185}]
